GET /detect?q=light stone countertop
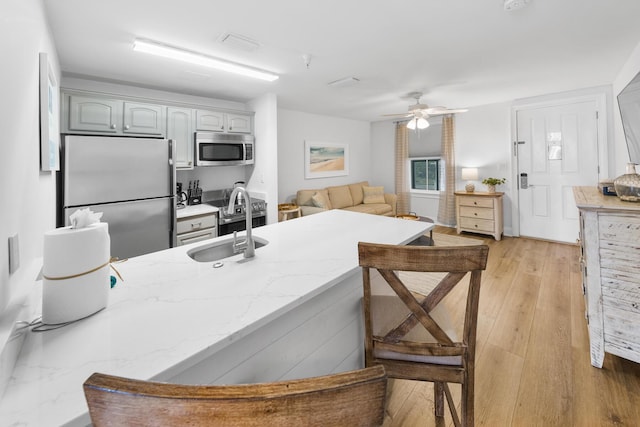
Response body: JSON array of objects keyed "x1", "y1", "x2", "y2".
[
  {"x1": 176, "y1": 203, "x2": 218, "y2": 219},
  {"x1": 0, "y1": 210, "x2": 431, "y2": 427}
]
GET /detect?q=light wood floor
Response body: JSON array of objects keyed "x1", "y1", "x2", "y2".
[{"x1": 383, "y1": 226, "x2": 640, "y2": 426}]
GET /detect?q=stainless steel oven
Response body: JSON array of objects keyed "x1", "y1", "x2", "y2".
[{"x1": 206, "y1": 197, "x2": 266, "y2": 236}]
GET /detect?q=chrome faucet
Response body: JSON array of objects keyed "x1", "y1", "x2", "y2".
[{"x1": 227, "y1": 186, "x2": 255, "y2": 258}]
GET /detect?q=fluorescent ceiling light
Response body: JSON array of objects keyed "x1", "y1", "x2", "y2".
[{"x1": 133, "y1": 39, "x2": 279, "y2": 82}]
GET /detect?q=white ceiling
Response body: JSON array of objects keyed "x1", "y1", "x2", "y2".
[{"x1": 43, "y1": 0, "x2": 640, "y2": 122}]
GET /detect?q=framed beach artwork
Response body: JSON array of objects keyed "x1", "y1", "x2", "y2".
[
  {"x1": 304, "y1": 141, "x2": 349, "y2": 179},
  {"x1": 39, "y1": 52, "x2": 60, "y2": 171}
]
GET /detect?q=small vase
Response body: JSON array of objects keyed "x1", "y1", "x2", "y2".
[
  {"x1": 487, "y1": 184, "x2": 496, "y2": 193},
  {"x1": 614, "y1": 163, "x2": 640, "y2": 202}
]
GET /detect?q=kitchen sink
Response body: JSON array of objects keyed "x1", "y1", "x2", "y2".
[{"x1": 187, "y1": 236, "x2": 268, "y2": 262}]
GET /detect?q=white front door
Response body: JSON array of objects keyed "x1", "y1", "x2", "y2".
[{"x1": 516, "y1": 101, "x2": 599, "y2": 243}]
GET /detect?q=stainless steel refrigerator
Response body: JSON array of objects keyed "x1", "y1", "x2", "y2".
[{"x1": 58, "y1": 135, "x2": 176, "y2": 259}]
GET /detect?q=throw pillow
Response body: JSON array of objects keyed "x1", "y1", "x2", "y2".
[
  {"x1": 327, "y1": 185, "x2": 354, "y2": 209},
  {"x1": 363, "y1": 186, "x2": 385, "y2": 204},
  {"x1": 311, "y1": 191, "x2": 330, "y2": 208}
]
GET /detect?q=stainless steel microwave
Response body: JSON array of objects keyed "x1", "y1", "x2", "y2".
[{"x1": 195, "y1": 132, "x2": 254, "y2": 166}]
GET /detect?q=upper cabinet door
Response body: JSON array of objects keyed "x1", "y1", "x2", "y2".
[
  {"x1": 227, "y1": 113, "x2": 252, "y2": 134},
  {"x1": 69, "y1": 95, "x2": 121, "y2": 133},
  {"x1": 195, "y1": 109, "x2": 225, "y2": 132},
  {"x1": 167, "y1": 107, "x2": 193, "y2": 170},
  {"x1": 123, "y1": 102, "x2": 165, "y2": 135}
]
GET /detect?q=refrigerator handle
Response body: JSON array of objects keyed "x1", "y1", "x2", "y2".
[
  {"x1": 168, "y1": 139, "x2": 177, "y2": 248},
  {"x1": 168, "y1": 139, "x2": 176, "y2": 195}
]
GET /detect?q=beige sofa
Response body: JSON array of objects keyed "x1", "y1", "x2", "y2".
[{"x1": 295, "y1": 181, "x2": 397, "y2": 217}]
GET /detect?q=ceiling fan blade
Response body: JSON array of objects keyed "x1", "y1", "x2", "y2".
[
  {"x1": 426, "y1": 107, "x2": 469, "y2": 115},
  {"x1": 381, "y1": 113, "x2": 413, "y2": 117}
]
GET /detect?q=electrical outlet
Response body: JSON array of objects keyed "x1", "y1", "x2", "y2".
[{"x1": 8, "y1": 234, "x2": 19, "y2": 274}]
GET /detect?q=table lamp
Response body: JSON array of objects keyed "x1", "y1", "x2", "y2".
[{"x1": 461, "y1": 168, "x2": 478, "y2": 192}]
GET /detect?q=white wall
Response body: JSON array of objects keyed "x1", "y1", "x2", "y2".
[
  {"x1": 370, "y1": 104, "x2": 513, "y2": 231},
  {"x1": 0, "y1": 0, "x2": 59, "y2": 313},
  {"x1": 456, "y1": 102, "x2": 513, "y2": 232},
  {"x1": 277, "y1": 109, "x2": 373, "y2": 203},
  {"x1": 370, "y1": 121, "x2": 395, "y2": 192},
  {"x1": 613, "y1": 40, "x2": 640, "y2": 176},
  {"x1": 248, "y1": 93, "x2": 279, "y2": 223}
]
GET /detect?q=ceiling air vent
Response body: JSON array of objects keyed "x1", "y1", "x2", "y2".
[
  {"x1": 328, "y1": 77, "x2": 360, "y2": 87},
  {"x1": 218, "y1": 33, "x2": 260, "y2": 52}
]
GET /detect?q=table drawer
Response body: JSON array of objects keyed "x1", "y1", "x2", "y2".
[
  {"x1": 458, "y1": 197, "x2": 494, "y2": 208},
  {"x1": 177, "y1": 213, "x2": 217, "y2": 234},
  {"x1": 460, "y1": 206, "x2": 494, "y2": 220},
  {"x1": 460, "y1": 217, "x2": 495, "y2": 232}
]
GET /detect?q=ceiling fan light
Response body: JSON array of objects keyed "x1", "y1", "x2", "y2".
[
  {"x1": 406, "y1": 118, "x2": 417, "y2": 130},
  {"x1": 417, "y1": 118, "x2": 430, "y2": 129}
]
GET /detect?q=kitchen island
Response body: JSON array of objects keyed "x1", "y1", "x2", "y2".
[{"x1": 0, "y1": 210, "x2": 431, "y2": 426}]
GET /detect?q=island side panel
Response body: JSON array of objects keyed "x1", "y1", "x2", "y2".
[
  {"x1": 598, "y1": 212, "x2": 640, "y2": 364},
  {"x1": 168, "y1": 270, "x2": 364, "y2": 385},
  {"x1": 582, "y1": 209, "x2": 605, "y2": 368}
]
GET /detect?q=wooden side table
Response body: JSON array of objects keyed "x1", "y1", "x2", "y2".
[
  {"x1": 396, "y1": 213, "x2": 434, "y2": 245},
  {"x1": 278, "y1": 204, "x2": 302, "y2": 222},
  {"x1": 455, "y1": 191, "x2": 503, "y2": 240}
]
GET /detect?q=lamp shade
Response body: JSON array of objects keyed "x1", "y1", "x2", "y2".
[
  {"x1": 461, "y1": 168, "x2": 478, "y2": 180},
  {"x1": 406, "y1": 117, "x2": 430, "y2": 130}
]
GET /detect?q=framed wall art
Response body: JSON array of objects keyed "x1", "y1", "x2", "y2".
[
  {"x1": 304, "y1": 141, "x2": 349, "y2": 179},
  {"x1": 39, "y1": 52, "x2": 60, "y2": 171}
]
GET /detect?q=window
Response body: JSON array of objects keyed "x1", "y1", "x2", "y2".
[{"x1": 410, "y1": 157, "x2": 443, "y2": 191}]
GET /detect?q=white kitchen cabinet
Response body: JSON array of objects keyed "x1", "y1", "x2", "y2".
[
  {"x1": 122, "y1": 102, "x2": 165, "y2": 135},
  {"x1": 195, "y1": 109, "x2": 225, "y2": 132},
  {"x1": 176, "y1": 228, "x2": 217, "y2": 246},
  {"x1": 177, "y1": 211, "x2": 217, "y2": 245},
  {"x1": 63, "y1": 91, "x2": 253, "y2": 139},
  {"x1": 68, "y1": 95, "x2": 121, "y2": 133},
  {"x1": 66, "y1": 94, "x2": 165, "y2": 136},
  {"x1": 226, "y1": 112, "x2": 252, "y2": 134},
  {"x1": 195, "y1": 110, "x2": 253, "y2": 134},
  {"x1": 167, "y1": 107, "x2": 193, "y2": 170},
  {"x1": 574, "y1": 186, "x2": 640, "y2": 368}
]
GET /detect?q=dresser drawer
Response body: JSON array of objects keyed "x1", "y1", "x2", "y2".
[
  {"x1": 459, "y1": 217, "x2": 495, "y2": 232},
  {"x1": 460, "y1": 206, "x2": 494, "y2": 220},
  {"x1": 458, "y1": 197, "x2": 494, "y2": 208},
  {"x1": 177, "y1": 213, "x2": 217, "y2": 234}
]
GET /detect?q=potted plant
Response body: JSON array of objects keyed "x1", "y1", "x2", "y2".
[{"x1": 482, "y1": 177, "x2": 506, "y2": 193}]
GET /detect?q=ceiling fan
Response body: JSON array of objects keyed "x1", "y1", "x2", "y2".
[{"x1": 383, "y1": 92, "x2": 468, "y2": 129}]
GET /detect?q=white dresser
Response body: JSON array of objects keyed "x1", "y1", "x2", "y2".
[
  {"x1": 574, "y1": 186, "x2": 640, "y2": 368},
  {"x1": 455, "y1": 191, "x2": 504, "y2": 241}
]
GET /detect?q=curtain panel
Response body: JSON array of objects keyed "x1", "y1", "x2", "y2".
[
  {"x1": 437, "y1": 115, "x2": 456, "y2": 225},
  {"x1": 394, "y1": 123, "x2": 410, "y2": 215}
]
